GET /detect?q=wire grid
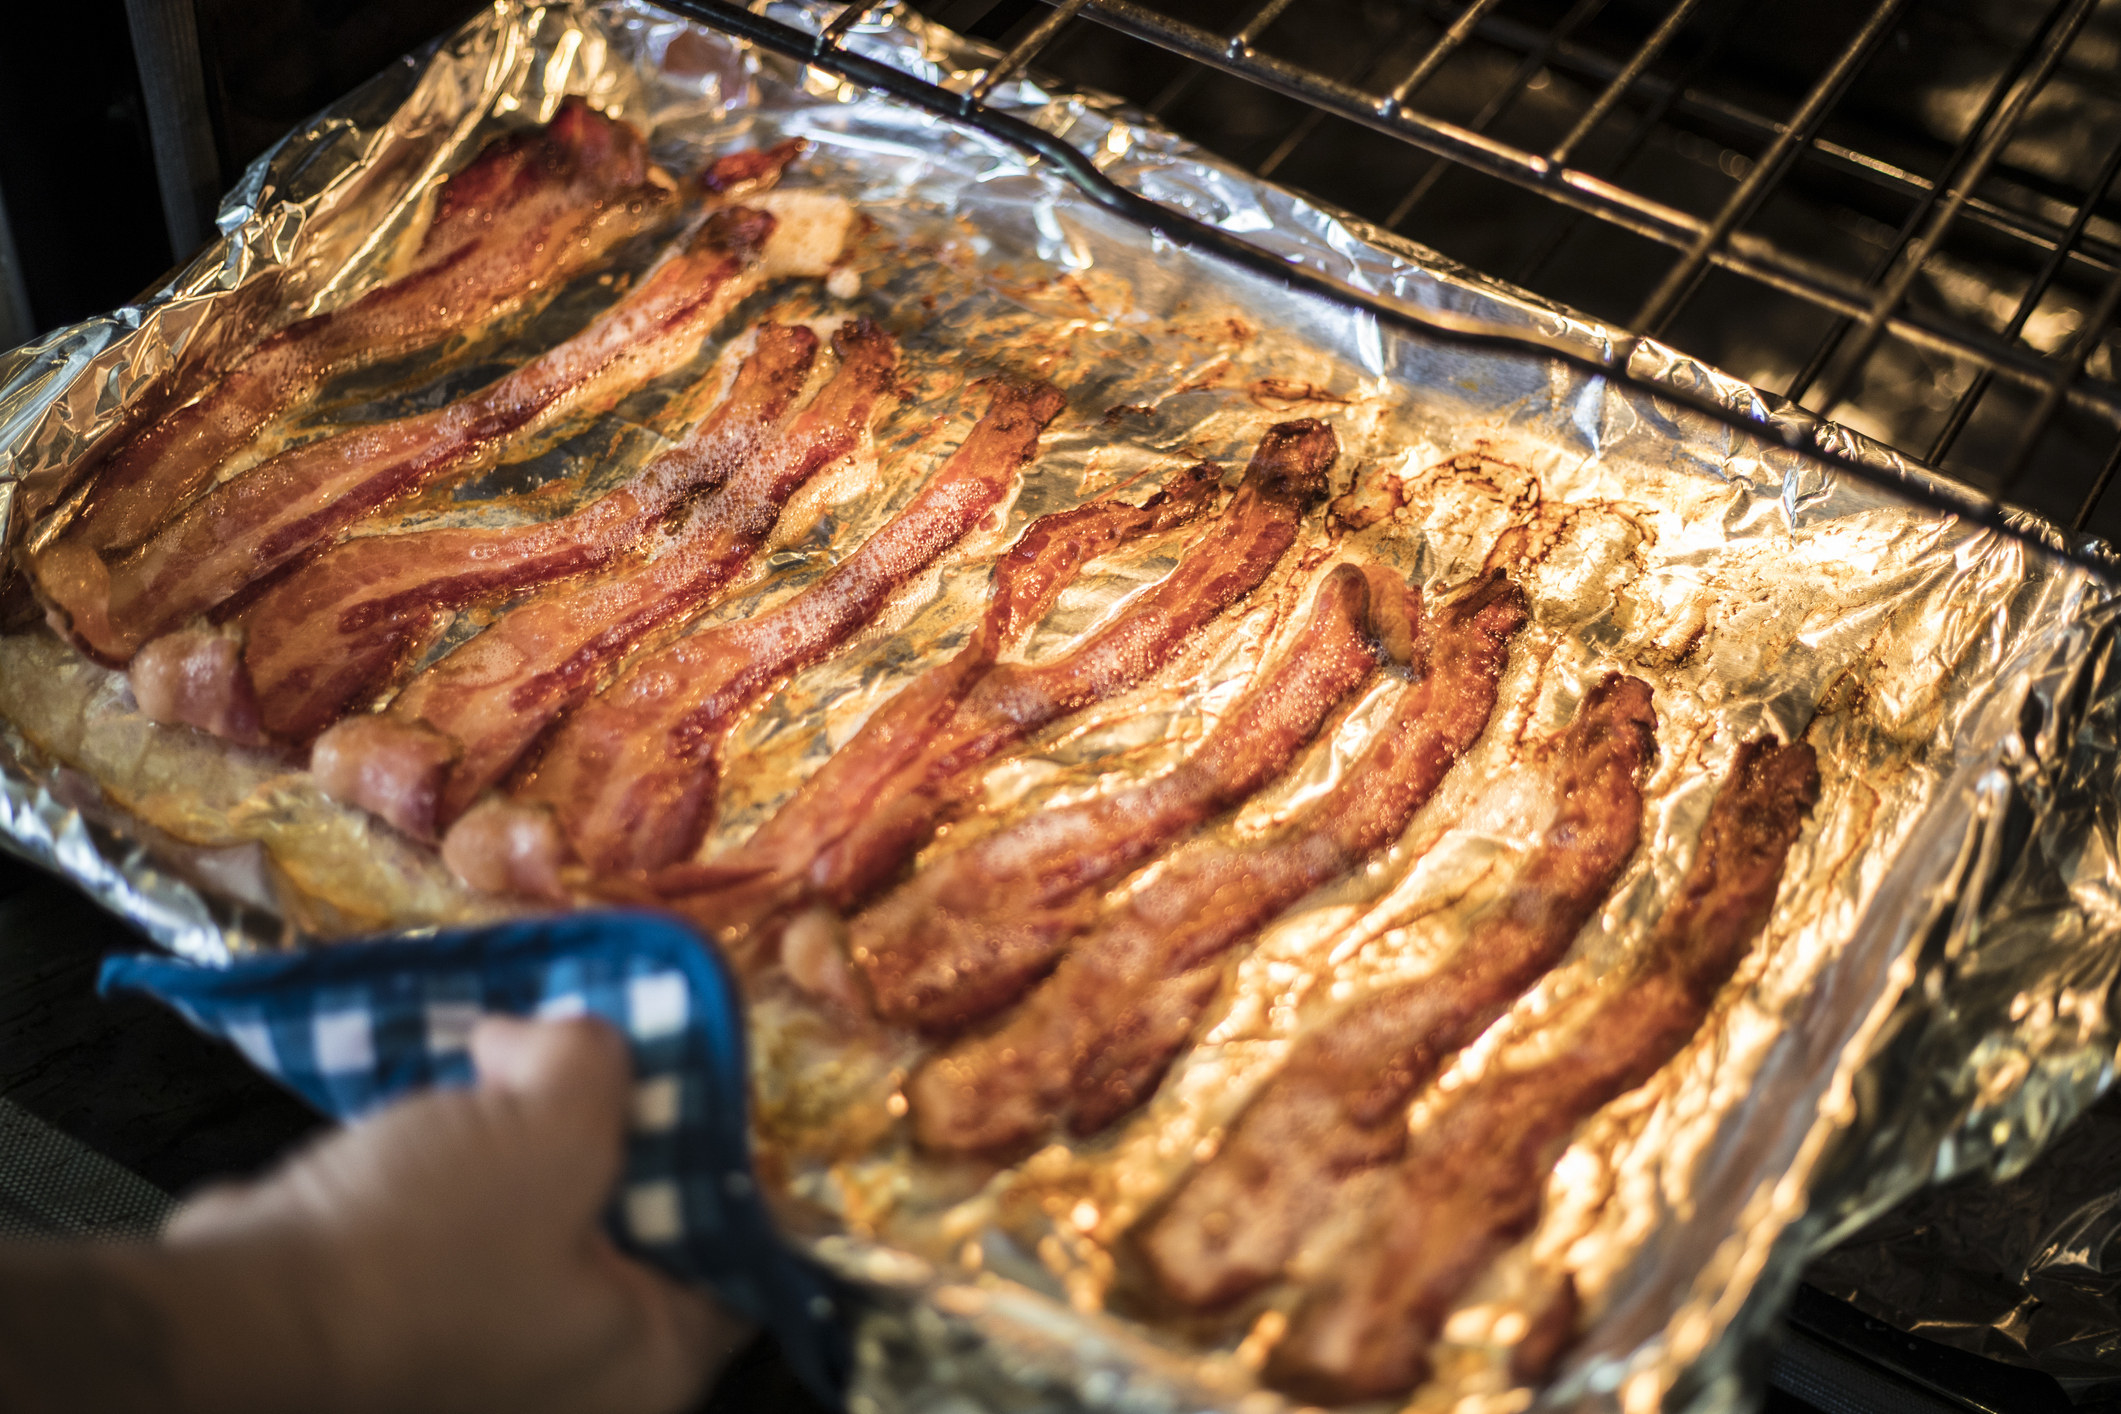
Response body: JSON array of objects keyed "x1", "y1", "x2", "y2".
[
  {"x1": 913, "y1": 0, "x2": 2121, "y2": 541},
  {"x1": 662, "y1": 0, "x2": 2121, "y2": 573}
]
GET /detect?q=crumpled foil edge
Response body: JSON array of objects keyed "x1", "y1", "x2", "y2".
[{"x1": 0, "y1": 4, "x2": 2117, "y2": 1412}]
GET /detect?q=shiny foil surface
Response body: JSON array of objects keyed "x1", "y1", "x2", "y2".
[{"x1": 2, "y1": 4, "x2": 2120, "y2": 1411}]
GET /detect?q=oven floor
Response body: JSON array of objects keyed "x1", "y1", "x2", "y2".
[{"x1": 0, "y1": 851, "x2": 2081, "y2": 1414}]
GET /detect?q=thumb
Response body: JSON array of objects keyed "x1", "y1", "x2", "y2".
[{"x1": 471, "y1": 1014, "x2": 634, "y2": 1196}]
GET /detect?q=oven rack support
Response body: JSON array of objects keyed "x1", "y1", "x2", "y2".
[{"x1": 660, "y1": 0, "x2": 2115, "y2": 577}]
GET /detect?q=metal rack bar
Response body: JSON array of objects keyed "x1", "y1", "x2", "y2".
[
  {"x1": 655, "y1": 0, "x2": 2112, "y2": 577},
  {"x1": 1926, "y1": 136, "x2": 2121, "y2": 468},
  {"x1": 1782, "y1": 0, "x2": 2082, "y2": 408},
  {"x1": 1259, "y1": 33, "x2": 1426, "y2": 182},
  {"x1": 1433, "y1": 4, "x2": 2121, "y2": 283},
  {"x1": 2074, "y1": 434, "x2": 2121, "y2": 531},
  {"x1": 1044, "y1": 0, "x2": 2121, "y2": 429},
  {"x1": 1545, "y1": 0, "x2": 1705, "y2": 169},
  {"x1": 1141, "y1": 0, "x2": 1288, "y2": 119},
  {"x1": 821, "y1": 0, "x2": 873, "y2": 45},
  {"x1": 1387, "y1": 0, "x2": 1507, "y2": 109},
  {"x1": 1510, "y1": 0, "x2": 1749, "y2": 286},
  {"x1": 1629, "y1": 0, "x2": 1904, "y2": 338},
  {"x1": 1385, "y1": 0, "x2": 1610, "y2": 230},
  {"x1": 2001, "y1": 260, "x2": 2121, "y2": 497},
  {"x1": 1809, "y1": 0, "x2": 2101, "y2": 416},
  {"x1": 968, "y1": 0, "x2": 1086, "y2": 103}
]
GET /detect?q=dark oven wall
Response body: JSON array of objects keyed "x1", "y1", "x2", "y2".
[{"x1": 0, "y1": 0, "x2": 482, "y2": 343}]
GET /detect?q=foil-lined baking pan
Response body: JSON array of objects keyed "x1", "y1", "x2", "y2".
[{"x1": 2, "y1": 4, "x2": 2120, "y2": 1411}]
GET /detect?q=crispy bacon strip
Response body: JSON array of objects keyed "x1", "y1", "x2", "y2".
[
  {"x1": 657, "y1": 461, "x2": 1225, "y2": 928},
  {"x1": 310, "y1": 319, "x2": 901, "y2": 841},
  {"x1": 665, "y1": 419, "x2": 1340, "y2": 927},
  {"x1": 1263, "y1": 737, "x2": 1817, "y2": 1403},
  {"x1": 234, "y1": 322, "x2": 824, "y2": 741},
  {"x1": 51, "y1": 100, "x2": 680, "y2": 561},
  {"x1": 42, "y1": 192, "x2": 853, "y2": 663},
  {"x1": 1138, "y1": 673, "x2": 1660, "y2": 1316},
  {"x1": 908, "y1": 568, "x2": 1531, "y2": 1153},
  {"x1": 441, "y1": 466, "x2": 1213, "y2": 899},
  {"x1": 847, "y1": 561, "x2": 1408, "y2": 1032},
  {"x1": 513, "y1": 378, "x2": 1074, "y2": 872}
]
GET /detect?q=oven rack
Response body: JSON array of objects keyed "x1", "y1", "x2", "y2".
[{"x1": 661, "y1": 0, "x2": 2121, "y2": 580}]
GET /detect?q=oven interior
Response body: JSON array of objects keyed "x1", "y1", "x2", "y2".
[
  {"x1": 916, "y1": 0, "x2": 2121, "y2": 542},
  {"x1": 0, "y1": 2, "x2": 2118, "y2": 1412}
]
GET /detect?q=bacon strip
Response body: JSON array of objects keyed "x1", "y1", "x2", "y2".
[
  {"x1": 1138, "y1": 673, "x2": 1660, "y2": 1316},
  {"x1": 440, "y1": 465, "x2": 1213, "y2": 900},
  {"x1": 235, "y1": 322, "x2": 824, "y2": 741},
  {"x1": 666, "y1": 419, "x2": 1340, "y2": 928},
  {"x1": 49, "y1": 100, "x2": 678, "y2": 562},
  {"x1": 512, "y1": 378, "x2": 1073, "y2": 873},
  {"x1": 309, "y1": 319, "x2": 901, "y2": 841},
  {"x1": 1263, "y1": 737, "x2": 1816, "y2": 1402},
  {"x1": 657, "y1": 462, "x2": 1225, "y2": 931},
  {"x1": 847, "y1": 561, "x2": 1408, "y2": 1032},
  {"x1": 908, "y1": 568, "x2": 1531, "y2": 1154},
  {"x1": 42, "y1": 192, "x2": 853, "y2": 663}
]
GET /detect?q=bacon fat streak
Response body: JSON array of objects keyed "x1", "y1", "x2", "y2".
[
  {"x1": 1140, "y1": 672, "x2": 1659, "y2": 1320},
  {"x1": 666, "y1": 419, "x2": 1340, "y2": 939},
  {"x1": 49, "y1": 99, "x2": 674, "y2": 562},
  {"x1": 847, "y1": 559, "x2": 1402, "y2": 1032},
  {"x1": 43, "y1": 192, "x2": 852, "y2": 663},
  {"x1": 1262, "y1": 735, "x2": 1816, "y2": 1402},
  {"x1": 518, "y1": 377, "x2": 1070, "y2": 873},
  {"x1": 908, "y1": 565, "x2": 1529, "y2": 1153},
  {"x1": 235, "y1": 322, "x2": 823, "y2": 741},
  {"x1": 310, "y1": 317, "x2": 898, "y2": 841}
]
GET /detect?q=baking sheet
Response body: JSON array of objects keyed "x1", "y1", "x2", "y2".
[{"x1": 2, "y1": 3, "x2": 2120, "y2": 1411}]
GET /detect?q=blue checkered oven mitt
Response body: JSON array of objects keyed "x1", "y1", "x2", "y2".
[{"x1": 98, "y1": 911, "x2": 850, "y2": 1403}]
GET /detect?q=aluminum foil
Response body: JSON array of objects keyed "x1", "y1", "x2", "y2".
[
  {"x1": 2, "y1": 3, "x2": 2120, "y2": 1412},
  {"x1": 1806, "y1": 1082, "x2": 2121, "y2": 1393}
]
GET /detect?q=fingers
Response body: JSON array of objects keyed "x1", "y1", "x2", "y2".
[
  {"x1": 473, "y1": 1013, "x2": 631, "y2": 1104},
  {"x1": 164, "y1": 1178, "x2": 267, "y2": 1243},
  {"x1": 472, "y1": 1014, "x2": 635, "y2": 1222},
  {"x1": 589, "y1": 1236, "x2": 757, "y2": 1414}
]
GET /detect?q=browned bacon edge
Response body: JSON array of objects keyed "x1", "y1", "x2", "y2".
[
  {"x1": 40, "y1": 190, "x2": 852, "y2": 665},
  {"x1": 845, "y1": 560, "x2": 1408, "y2": 1033},
  {"x1": 43, "y1": 100, "x2": 683, "y2": 565},
  {"x1": 906, "y1": 565, "x2": 1531, "y2": 1155},
  {"x1": 128, "y1": 623, "x2": 264, "y2": 747},
  {"x1": 458, "y1": 466, "x2": 1212, "y2": 902},
  {"x1": 228, "y1": 322, "x2": 823, "y2": 742},
  {"x1": 1262, "y1": 735, "x2": 1816, "y2": 1403},
  {"x1": 662, "y1": 461, "x2": 1224, "y2": 943},
  {"x1": 307, "y1": 318, "x2": 900, "y2": 842},
  {"x1": 662, "y1": 418, "x2": 1342, "y2": 940},
  {"x1": 510, "y1": 377, "x2": 1074, "y2": 875},
  {"x1": 1137, "y1": 672, "x2": 1660, "y2": 1322}
]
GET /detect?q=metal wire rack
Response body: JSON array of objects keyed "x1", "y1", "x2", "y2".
[{"x1": 664, "y1": 0, "x2": 2121, "y2": 575}]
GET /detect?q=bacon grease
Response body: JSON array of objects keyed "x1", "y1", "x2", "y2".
[
  {"x1": 908, "y1": 566, "x2": 1530, "y2": 1154},
  {"x1": 847, "y1": 561, "x2": 1402, "y2": 1032},
  {"x1": 519, "y1": 377, "x2": 1071, "y2": 875},
  {"x1": 1141, "y1": 674, "x2": 1660, "y2": 1324},
  {"x1": 1262, "y1": 735, "x2": 1814, "y2": 1403}
]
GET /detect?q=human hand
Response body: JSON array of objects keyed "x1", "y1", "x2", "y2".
[{"x1": 156, "y1": 1014, "x2": 748, "y2": 1414}]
